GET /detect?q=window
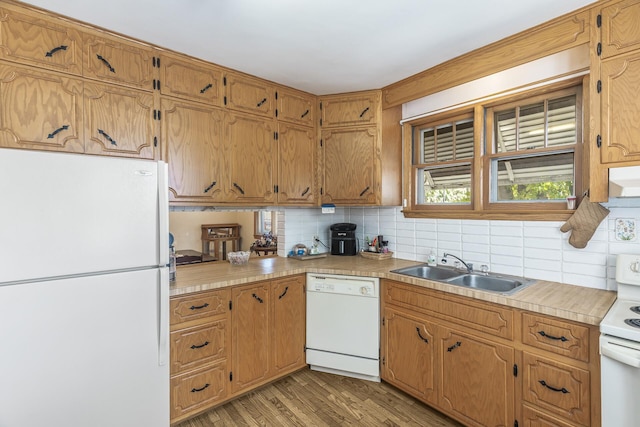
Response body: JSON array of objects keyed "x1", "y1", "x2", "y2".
[
  {"x1": 254, "y1": 210, "x2": 277, "y2": 238},
  {"x1": 403, "y1": 78, "x2": 584, "y2": 219}
]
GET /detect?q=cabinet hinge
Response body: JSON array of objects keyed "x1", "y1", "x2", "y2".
[
  {"x1": 514, "y1": 420, "x2": 519, "y2": 427},
  {"x1": 224, "y1": 96, "x2": 227, "y2": 105},
  {"x1": 153, "y1": 79, "x2": 161, "y2": 91},
  {"x1": 275, "y1": 109, "x2": 279, "y2": 118},
  {"x1": 320, "y1": 139, "x2": 323, "y2": 147},
  {"x1": 223, "y1": 76, "x2": 227, "y2": 86},
  {"x1": 319, "y1": 101, "x2": 322, "y2": 110},
  {"x1": 382, "y1": 317, "x2": 385, "y2": 326},
  {"x1": 274, "y1": 131, "x2": 278, "y2": 140},
  {"x1": 320, "y1": 187, "x2": 323, "y2": 195},
  {"x1": 152, "y1": 56, "x2": 160, "y2": 68},
  {"x1": 275, "y1": 91, "x2": 278, "y2": 100},
  {"x1": 153, "y1": 110, "x2": 161, "y2": 121},
  {"x1": 154, "y1": 136, "x2": 157, "y2": 147},
  {"x1": 274, "y1": 185, "x2": 279, "y2": 193},
  {"x1": 597, "y1": 42, "x2": 602, "y2": 56},
  {"x1": 597, "y1": 134, "x2": 602, "y2": 148},
  {"x1": 229, "y1": 300, "x2": 232, "y2": 310},
  {"x1": 513, "y1": 364, "x2": 518, "y2": 377},
  {"x1": 382, "y1": 356, "x2": 385, "y2": 366},
  {"x1": 229, "y1": 372, "x2": 233, "y2": 382},
  {"x1": 596, "y1": 13, "x2": 602, "y2": 28},
  {"x1": 597, "y1": 80, "x2": 602, "y2": 93},
  {"x1": 320, "y1": 118, "x2": 323, "y2": 126}
]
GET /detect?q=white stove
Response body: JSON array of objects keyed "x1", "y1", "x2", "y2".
[{"x1": 599, "y1": 253, "x2": 640, "y2": 427}]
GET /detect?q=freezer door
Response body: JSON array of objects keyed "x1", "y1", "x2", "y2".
[
  {"x1": 0, "y1": 268, "x2": 169, "y2": 427},
  {"x1": 0, "y1": 149, "x2": 169, "y2": 283}
]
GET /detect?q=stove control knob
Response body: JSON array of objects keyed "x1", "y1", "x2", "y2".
[{"x1": 631, "y1": 261, "x2": 640, "y2": 273}]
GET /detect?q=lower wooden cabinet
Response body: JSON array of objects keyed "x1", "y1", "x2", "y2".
[{"x1": 170, "y1": 275, "x2": 306, "y2": 424}]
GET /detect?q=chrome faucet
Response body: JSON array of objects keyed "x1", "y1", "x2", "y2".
[{"x1": 442, "y1": 253, "x2": 473, "y2": 273}]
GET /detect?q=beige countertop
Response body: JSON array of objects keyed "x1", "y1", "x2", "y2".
[{"x1": 170, "y1": 254, "x2": 616, "y2": 326}]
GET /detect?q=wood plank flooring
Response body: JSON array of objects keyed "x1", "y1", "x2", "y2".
[{"x1": 176, "y1": 369, "x2": 462, "y2": 427}]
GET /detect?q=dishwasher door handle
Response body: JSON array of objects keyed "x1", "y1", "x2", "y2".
[{"x1": 602, "y1": 341, "x2": 640, "y2": 368}]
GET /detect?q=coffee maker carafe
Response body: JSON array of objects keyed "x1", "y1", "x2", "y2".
[{"x1": 330, "y1": 223, "x2": 357, "y2": 256}]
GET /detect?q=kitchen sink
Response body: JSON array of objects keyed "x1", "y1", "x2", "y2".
[
  {"x1": 390, "y1": 265, "x2": 464, "y2": 281},
  {"x1": 391, "y1": 264, "x2": 536, "y2": 295}
]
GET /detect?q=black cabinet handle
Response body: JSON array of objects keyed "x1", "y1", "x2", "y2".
[
  {"x1": 47, "y1": 125, "x2": 69, "y2": 139},
  {"x1": 204, "y1": 181, "x2": 217, "y2": 193},
  {"x1": 96, "y1": 54, "x2": 115, "y2": 73},
  {"x1": 539, "y1": 380, "x2": 569, "y2": 394},
  {"x1": 538, "y1": 331, "x2": 568, "y2": 342},
  {"x1": 257, "y1": 98, "x2": 267, "y2": 107},
  {"x1": 189, "y1": 303, "x2": 209, "y2": 310},
  {"x1": 200, "y1": 83, "x2": 213, "y2": 94},
  {"x1": 191, "y1": 384, "x2": 210, "y2": 393},
  {"x1": 301, "y1": 109, "x2": 310, "y2": 118},
  {"x1": 447, "y1": 341, "x2": 462, "y2": 352},
  {"x1": 190, "y1": 341, "x2": 210, "y2": 350},
  {"x1": 97, "y1": 129, "x2": 117, "y2": 146},
  {"x1": 416, "y1": 327, "x2": 429, "y2": 344},
  {"x1": 301, "y1": 187, "x2": 310, "y2": 197},
  {"x1": 359, "y1": 107, "x2": 370, "y2": 118},
  {"x1": 278, "y1": 287, "x2": 289, "y2": 300},
  {"x1": 359, "y1": 186, "x2": 370, "y2": 197},
  {"x1": 233, "y1": 183, "x2": 245, "y2": 195},
  {"x1": 252, "y1": 293, "x2": 264, "y2": 303},
  {"x1": 45, "y1": 45, "x2": 67, "y2": 57}
]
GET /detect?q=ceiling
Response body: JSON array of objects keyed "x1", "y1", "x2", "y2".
[{"x1": 21, "y1": 0, "x2": 595, "y2": 95}]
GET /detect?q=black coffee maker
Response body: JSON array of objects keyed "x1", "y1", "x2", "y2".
[{"x1": 330, "y1": 223, "x2": 357, "y2": 256}]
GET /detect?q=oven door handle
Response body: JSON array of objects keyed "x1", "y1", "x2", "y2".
[{"x1": 602, "y1": 341, "x2": 640, "y2": 368}]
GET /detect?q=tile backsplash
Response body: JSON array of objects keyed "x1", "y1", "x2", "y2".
[{"x1": 278, "y1": 206, "x2": 640, "y2": 291}]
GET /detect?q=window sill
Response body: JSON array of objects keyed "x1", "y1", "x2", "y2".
[{"x1": 402, "y1": 209, "x2": 574, "y2": 221}]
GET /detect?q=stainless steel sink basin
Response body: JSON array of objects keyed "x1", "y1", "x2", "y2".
[
  {"x1": 391, "y1": 265, "x2": 463, "y2": 281},
  {"x1": 391, "y1": 264, "x2": 536, "y2": 295},
  {"x1": 445, "y1": 274, "x2": 535, "y2": 295}
]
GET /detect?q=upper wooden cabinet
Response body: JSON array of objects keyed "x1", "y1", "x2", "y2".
[
  {"x1": 0, "y1": 63, "x2": 83, "y2": 152},
  {"x1": 0, "y1": 6, "x2": 83, "y2": 75},
  {"x1": 83, "y1": 33, "x2": 156, "y2": 90},
  {"x1": 276, "y1": 86, "x2": 315, "y2": 127},
  {"x1": 600, "y1": 0, "x2": 640, "y2": 59},
  {"x1": 277, "y1": 122, "x2": 316, "y2": 205},
  {"x1": 320, "y1": 91, "x2": 380, "y2": 128},
  {"x1": 159, "y1": 53, "x2": 224, "y2": 106},
  {"x1": 162, "y1": 99, "x2": 228, "y2": 203},
  {"x1": 224, "y1": 71, "x2": 274, "y2": 117},
  {"x1": 83, "y1": 82, "x2": 157, "y2": 159}
]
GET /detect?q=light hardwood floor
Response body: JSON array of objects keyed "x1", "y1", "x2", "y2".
[{"x1": 176, "y1": 369, "x2": 462, "y2": 426}]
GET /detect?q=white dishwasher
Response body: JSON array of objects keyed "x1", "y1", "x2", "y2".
[{"x1": 306, "y1": 273, "x2": 380, "y2": 382}]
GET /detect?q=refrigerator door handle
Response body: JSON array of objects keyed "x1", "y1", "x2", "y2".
[
  {"x1": 158, "y1": 268, "x2": 169, "y2": 366},
  {"x1": 157, "y1": 161, "x2": 169, "y2": 265}
]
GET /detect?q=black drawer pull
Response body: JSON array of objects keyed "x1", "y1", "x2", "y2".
[
  {"x1": 204, "y1": 181, "x2": 217, "y2": 193},
  {"x1": 359, "y1": 107, "x2": 369, "y2": 117},
  {"x1": 257, "y1": 97, "x2": 267, "y2": 107},
  {"x1": 191, "y1": 383, "x2": 210, "y2": 393},
  {"x1": 416, "y1": 327, "x2": 429, "y2": 344},
  {"x1": 301, "y1": 109, "x2": 310, "y2": 118},
  {"x1": 97, "y1": 129, "x2": 117, "y2": 146},
  {"x1": 278, "y1": 287, "x2": 289, "y2": 299},
  {"x1": 189, "y1": 303, "x2": 209, "y2": 310},
  {"x1": 538, "y1": 331, "x2": 568, "y2": 342},
  {"x1": 539, "y1": 380, "x2": 569, "y2": 394},
  {"x1": 447, "y1": 341, "x2": 461, "y2": 352},
  {"x1": 47, "y1": 124, "x2": 69, "y2": 139},
  {"x1": 200, "y1": 83, "x2": 213, "y2": 94},
  {"x1": 301, "y1": 187, "x2": 310, "y2": 197},
  {"x1": 233, "y1": 183, "x2": 245, "y2": 195},
  {"x1": 96, "y1": 54, "x2": 115, "y2": 73},
  {"x1": 252, "y1": 293, "x2": 264, "y2": 303},
  {"x1": 190, "y1": 341, "x2": 210, "y2": 350},
  {"x1": 45, "y1": 45, "x2": 67, "y2": 57},
  {"x1": 359, "y1": 186, "x2": 370, "y2": 197}
]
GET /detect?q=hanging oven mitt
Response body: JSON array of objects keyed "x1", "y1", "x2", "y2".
[{"x1": 560, "y1": 196, "x2": 609, "y2": 249}]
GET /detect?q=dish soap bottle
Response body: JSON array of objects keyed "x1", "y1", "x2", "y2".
[{"x1": 427, "y1": 249, "x2": 437, "y2": 267}]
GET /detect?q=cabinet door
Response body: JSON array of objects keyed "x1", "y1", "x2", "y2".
[
  {"x1": 0, "y1": 64, "x2": 83, "y2": 152},
  {"x1": 162, "y1": 99, "x2": 228, "y2": 203},
  {"x1": 227, "y1": 112, "x2": 277, "y2": 204},
  {"x1": 160, "y1": 54, "x2": 224, "y2": 106},
  {"x1": 600, "y1": 51, "x2": 640, "y2": 163},
  {"x1": 276, "y1": 86, "x2": 315, "y2": 127},
  {"x1": 225, "y1": 72, "x2": 274, "y2": 117},
  {"x1": 83, "y1": 34, "x2": 155, "y2": 90},
  {"x1": 600, "y1": 0, "x2": 640, "y2": 59},
  {"x1": 439, "y1": 327, "x2": 515, "y2": 427},
  {"x1": 277, "y1": 122, "x2": 316, "y2": 205},
  {"x1": 0, "y1": 6, "x2": 83, "y2": 75},
  {"x1": 320, "y1": 92, "x2": 379, "y2": 128},
  {"x1": 231, "y1": 283, "x2": 270, "y2": 393},
  {"x1": 382, "y1": 307, "x2": 437, "y2": 405},
  {"x1": 84, "y1": 82, "x2": 156, "y2": 159},
  {"x1": 271, "y1": 275, "x2": 306, "y2": 375},
  {"x1": 322, "y1": 127, "x2": 378, "y2": 205}
]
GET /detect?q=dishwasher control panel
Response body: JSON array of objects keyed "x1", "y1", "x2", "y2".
[{"x1": 306, "y1": 274, "x2": 378, "y2": 297}]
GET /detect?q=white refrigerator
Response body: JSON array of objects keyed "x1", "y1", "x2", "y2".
[{"x1": 0, "y1": 148, "x2": 170, "y2": 427}]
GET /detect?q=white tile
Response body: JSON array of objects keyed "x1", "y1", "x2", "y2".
[
  {"x1": 462, "y1": 223, "x2": 489, "y2": 235},
  {"x1": 462, "y1": 242, "x2": 490, "y2": 254},
  {"x1": 437, "y1": 231, "x2": 462, "y2": 243},
  {"x1": 562, "y1": 251, "x2": 606, "y2": 265},
  {"x1": 524, "y1": 247, "x2": 561, "y2": 261},
  {"x1": 438, "y1": 222, "x2": 462, "y2": 234},
  {"x1": 561, "y1": 273, "x2": 607, "y2": 290},
  {"x1": 524, "y1": 268, "x2": 562, "y2": 282},
  {"x1": 490, "y1": 264, "x2": 524, "y2": 277},
  {"x1": 524, "y1": 237, "x2": 562, "y2": 250},
  {"x1": 525, "y1": 257, "x2": 561, "y2": 272},
  {"x1": 438, "y1": 240, "x2": 462, "y2": 252},
  {"x1": 490, "y1": 236, "x2": 523, "y2": 247},
  {"x1": 491, "y1": 254, "x2": 523, "y2": 267},
  {"x1": 562, "y1": 262, "x2": 606, "y2": 278}
]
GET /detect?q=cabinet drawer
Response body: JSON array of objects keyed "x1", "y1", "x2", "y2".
[
  {"x1": 171, "y1": 320, "x2": 227, "y2": 374},
  {"x1": 170, "y1": 289, "x2": 229, "y2": 326},
  {"x1": 522, "y1": 313, "x2": 590, "y2": 362},
  {"x1": 522, "y1": 404, "x2": 575, "y2": 427},
  {"x1": 383, "y1": 280, "x2": 513, "y2": 340},
  {"x1": 522, "y1": 352, "x2": 590, "y2": 426},
  {"x1": 170, "y1": 361, "x2": 227, "y2": 422}
]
